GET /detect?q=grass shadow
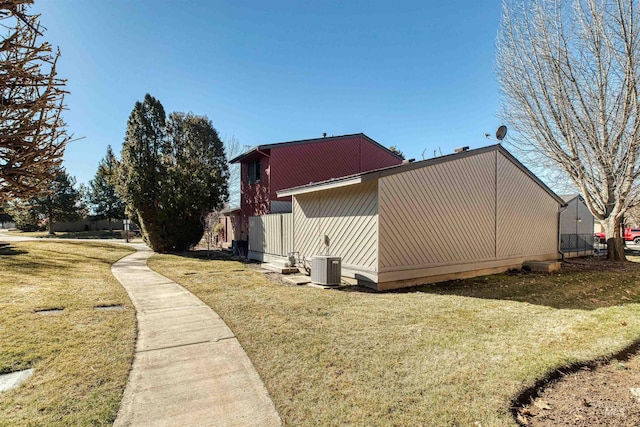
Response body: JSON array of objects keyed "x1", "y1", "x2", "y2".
[
  {"x1": 39, "y1": 230, "x2": 125, "y2": 240},
  {"x1": 0, "y1": 243, "x2": 27, "y2": 256},
  {"x1": 387, "y1": 257, "x2": 640, "y2": 311},
  {"x1": 1, "y1": 241, "x2": 127, "y2": 273},
  {"x1": 168, "y1": 248, "x2": 257, "y2": 264},
  {"x1": 16, "y1": 243, "x2": 128, "y2": 268},
  {"x1": 1, "y1": 258, "x2": 77, "y2": 275}
]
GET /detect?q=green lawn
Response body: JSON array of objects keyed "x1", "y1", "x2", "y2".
[
  {"x1": 0, "y1": 241, "x2": 136, "y2": 426},
  {"x1": 148, "y1": 254, "x2": 640, "y2": 426}
]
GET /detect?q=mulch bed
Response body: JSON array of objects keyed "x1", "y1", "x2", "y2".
[{"x1": 516, "y1": 353, "x2": 640, "y2": 426}]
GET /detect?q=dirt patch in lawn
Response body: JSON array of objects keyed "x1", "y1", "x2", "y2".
[
  {"x1": 516, "y1": 348, "x2": 640, "y2": 426},
  {"x1": 561, "y1": 255, "x2": 640, "y2": 273}
]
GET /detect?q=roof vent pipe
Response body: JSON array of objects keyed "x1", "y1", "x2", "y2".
[
  {"x1": 454, "y1": 146, "x2": 470, "y2": 153},
  {"x1": 322, "y1": 132, "x2": 327, "y2": 138}
]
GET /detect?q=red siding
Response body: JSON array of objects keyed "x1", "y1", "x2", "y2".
[
  {"x1": 237, "y1": 134, "x2": 402, "y2": 235},
  {"x1": 241, "y1": 156, "x2": 271, "y2": 217},
  {"x1": 360, "y1": 139, "x2": 406, "y2": 171},
  {"x1": 269, "y1": 135, "x2": 402, "y2": 202}
]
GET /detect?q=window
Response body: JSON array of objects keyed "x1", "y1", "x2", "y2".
[{"x1": 248, "y1": 159, "x2": 261, "y2": 184}]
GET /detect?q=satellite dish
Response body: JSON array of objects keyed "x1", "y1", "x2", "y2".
[{"x1": 496, "y1": 125, "x2": 508, "y2": 141}]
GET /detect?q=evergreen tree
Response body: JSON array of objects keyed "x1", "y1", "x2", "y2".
[
  {"x1": 160, "y1": 112, "x2": 229, "y2": 250},
  {"x1": 388, "y1": 145, "x2": 405, "y2": 160},
  {"x1": 117, "y1": 94, "x2": 229, "y2": 252},
  {"x1": 117, "y1": 94, "x2": 167, "y2": 248},
  {"x1": 33, "y1": 169, "x2": 84, "y2": 234},
  {"x1": 89, "y1": 145, "x2": 125, "y2": 229},
  {"x1": 5, "y1": 199, "x2": 40, "y2": 231}
]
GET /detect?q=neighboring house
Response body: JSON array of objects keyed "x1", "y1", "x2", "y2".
[
  {"x1": 52, "y1": 218, "x2": 127, "y2": 232},
  {"x1": 559, "y1": 194, "x2": 596, "y2": 258},
  {"x1": 0, "y1": 212, "x2": 13, "y2": 229},
  {"x1": 216, "y1": 207, "x2": 244, "y2": 250},
  {"x1": 276, "y1": 144, "x2": 565, "y2": 291},
  {"x1": 221, "y1": 133, "x2": 404, "y2": 248}
]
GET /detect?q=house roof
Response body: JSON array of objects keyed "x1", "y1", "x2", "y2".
[
  {"x1": 220, "y1": 207, "x2": 241, "y2": 214},
  {"x1": 277, "y1": 144, "x2": 566, "y2": 205},
  {"x1": 228, "y1": 133, "x2": 404, "y2": 164},
  {"x1": 559, "y1": 194, "x2": 582, "y2": 203}
]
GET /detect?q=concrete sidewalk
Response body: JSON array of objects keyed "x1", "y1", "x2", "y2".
[
  {"x1": 111, "y1": 247, "x2": 282, "y2": 427},
  {"x1": 0, "y1": 229, "x2": 34, "y2": 242}
]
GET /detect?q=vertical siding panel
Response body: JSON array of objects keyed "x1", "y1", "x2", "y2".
[
  {"x1": 496, "y1": 154, "x2": 558, "y2": 257},
  {"x1": 248, "y1": 217, "x2": 263, "y2": 253},
  {"x1": 559, "y1": 198, "x2": 578, "y2": 236},
  {"x1": 248, "y1": 213, "x2": 293, "y2": 256},
  {"x1": 576, "y1": 199, "x2": 594, "y2": 235},
  {"x1": 378, "y1": 152, "x2": 496, "y2": 269},
  {"x1": 266, "y1": 214, "x2": 282, "y2": 255},
  {"x1": 270, "y1": 135, "x2": 402, "y2": 202},
  {"x1": 282, "y1": 213, "x2": 293, "y2": 255}
]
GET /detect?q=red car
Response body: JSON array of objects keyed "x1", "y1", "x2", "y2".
[
  {"x1": 624, "y1": 228, "x2": 640, "y2": 244},
  {"x1": 595, "y1": 228, "x2": 640, "y2": 244}
]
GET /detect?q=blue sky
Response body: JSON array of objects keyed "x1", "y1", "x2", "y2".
[{"x1": 32, "y1": 0, "x2": 504, "y2": 186}]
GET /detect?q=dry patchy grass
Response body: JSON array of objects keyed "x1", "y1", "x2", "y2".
[
  {"x1": 0, "y1": 241, "x2": 135, "y2": 426},
  {"x1": 6, "y1": 229, "x2": 133, "y2": 240},
  {"x1": 148, "y1": 254, "x2": 640, "y2": 426}
]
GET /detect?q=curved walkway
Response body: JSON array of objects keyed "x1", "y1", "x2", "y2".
[
  {"x1": 111, "y1": 247, "x2": 282, "y2": 426},
  {"x1": 0, "y1": 231, "x2": 280, "y2": 425}
]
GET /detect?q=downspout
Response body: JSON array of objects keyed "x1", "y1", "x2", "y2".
[{"x1": 557, "y1": 204, "x2": 569, "y2": 261}]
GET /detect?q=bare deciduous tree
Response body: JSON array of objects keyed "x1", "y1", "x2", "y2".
[
  {"x1": 224, "y1": 135, "x2": 242, "y2": 208},
  {"x1": 0, "y1": 0, "x2": 70, "y2": 204},
  {"x1": 624, "y1": 204, "x2": 640, "y2": 228},
  {"x1": 497, "y1": 0, "x2": 640, "y2": 261},
  {"x1": 200, "y1": 211, "x2": 222, "y2": 256}
]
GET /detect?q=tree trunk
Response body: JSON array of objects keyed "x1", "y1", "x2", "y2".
[
  {"x1": 48, "y1": 211, "x2": 54, "y2": 235},
  {"x1": 603, "y1": 216, "x2": 625, "y2": 262}
]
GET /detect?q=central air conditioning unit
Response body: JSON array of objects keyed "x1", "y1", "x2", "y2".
[{"x1": 311, "y1": 255, "x2": 341, "y2": 285}]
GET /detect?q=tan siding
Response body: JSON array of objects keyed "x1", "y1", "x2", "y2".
[
  {"x1": 293, "y1": 194, "x2": 322, "y2": 259},
  {"x1": 248, "y1": 216, "x2": 263, "y2": 253},
  {"x1": 248, "y1": 213, "x2": 293, "y2": 256},
  {"x1": 292, "y1": 146, "x2": 561, "y2": 288},
  {"x1": 496, "y1": 154, "x2": 558, "y2": 257},
  {"x1": 378, "y1": 151, "x2": 496, "y2": 269},
  {"x1": 282, "y1": 213, "x2": 294, "y2": 256},
  {"x1": 293, "y1": 181, "x2": 378, "y2": 270}
]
